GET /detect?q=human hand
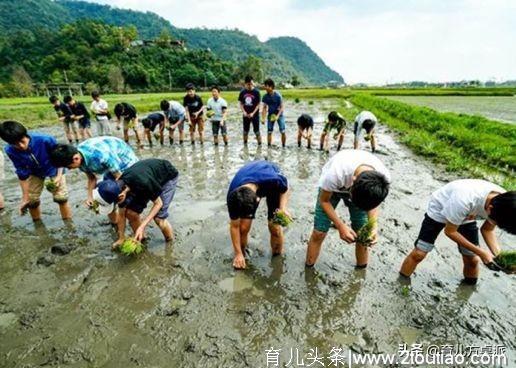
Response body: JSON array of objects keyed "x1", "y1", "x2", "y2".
[
  {"x1": 233, "y1": 253, "x2": 246, "y2": 269},
  {"x1": 338, "y1": 223, "x2": 357, "y2": 243}
]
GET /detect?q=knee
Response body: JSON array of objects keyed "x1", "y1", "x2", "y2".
[
  {"x1": 410, "y1": 249, "x2": 428, "y2": 263},
  {"x1": 311, "y1": 230, "x2": 327, "y2": 243},
  {"x1": 268, "y1": 223, "x2": 282, "y2": 237},
  {"x1": 28, "y1": 200, "x2": 41, "y2": 209},
  {"x1": 464, "y1": 256, "x2": 480, "y2": 268}
]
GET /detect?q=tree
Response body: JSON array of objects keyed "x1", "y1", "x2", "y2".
[
  {"x1": 10, "y1": 66, "x2": 33, "y2": 96},
  {"x1": 291, "y1": 75, "x2": 300, "y2": 87},
  {"x1": 156, "y1": 28, "x2": 174, "y2": 47},
  {"x1": 107, "y1": 65, "x2": 124, "y2": 93},
  {"x1": 234, "y1": 56, "x2": 263, "y2": 83}
]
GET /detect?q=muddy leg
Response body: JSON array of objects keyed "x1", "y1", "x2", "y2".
[
  {"x1": 29, "y1": 206, "x2": 42, "y2": 221},
  {"x1": 355, "y1": 243, "x2": 369, "y2": 267},
  {"x1": 58, "y1": 201, "x2": 72, "y2": 220},
  {"x1": 268, "y1": 221, "x2": 284, "y2": 255},
  {"x1": 145, "y1": 129, "x2": 152, "y2": 146},
  {"x1": 306, "y1": 229, "x2": 327, "y2": 266},
  {"x1": 399, "y1": 248, "x2": 428, "y2": 277},
  {"x1": 123, "y1": 128, "x2": 130, "y2": 144},
  {"x1": 281, "y1": 132, "x2": 286, "y2": 148},
  {"x1": 462, "y1": 254, "x2": 480, "y2": 281},
  {"x1": 155, "y1": 217, "x2": 173, "y2": 242}
]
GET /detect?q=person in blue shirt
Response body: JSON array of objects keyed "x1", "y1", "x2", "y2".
[
  {"x1": 227, "y1": 161, "x2": 292, "y2": 269},
  {"x1": 0, "y1": 121, "x2": 71, "y2": 221},
  {"x1": 261, "y1": 79, "x2": 286, "y2": 148},
  {"x1": 49, "y1": 136, "x2": 139, "y2": 225}
]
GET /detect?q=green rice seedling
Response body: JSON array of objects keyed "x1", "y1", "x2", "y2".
[
  {"x1": 494, "y1": 251, "x2": 516, "y2": 273},
  {"x1": 269, "y1": 114, "x2": 278, "y2": 122},
  {"x1": 364, "y1": 134, "x2": 371, "y2": 141},
  {"x1": 294, "y1": 97, "x2": 300, "y2": 103},
  {"x1": 206, "y1": 110, "x2": 215, "y2": 118},
  {"x1": 89, "y1": 200, "x2": 100, "y2": 215},
  {"x1": 272, "y1": 210, "x2": 292, "y2": 227},
  {"x1": 401, "y1": 285, "x2": 411, "y2": 297},
  {"x1": 308, "y1": 100, "x2": 314, "y2": 105},
  {"x1": 119, "y1": 238, "x2": 144, "y2": 256},
  {"x1": 44, "y1": 179, "x2": 58, "y2": 193},
  {"x1": 355, "y1": 218, "x2": 376, "y2": 246},
  {"x1": 153, "y1": 132, "x2": 161, "y2": 140}
]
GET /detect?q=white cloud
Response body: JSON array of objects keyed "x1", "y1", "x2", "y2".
[{"x1": 89, "y1": 0, "x2": 516, "y2": 84}]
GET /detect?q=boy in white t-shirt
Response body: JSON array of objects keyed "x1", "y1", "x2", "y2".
[
  {"x1": 207, "y1": 86, "x2": 229, "y2": 146},
  {"x1": 90, "y1": 91, "x2": 111, "y2": 136},
  {"x1": 354, "y1": 110, "x2": 377, "y2": 152},
  {"x1": 306, "y1": 150, "x2": 391, "y2": 268},
  {"x1": 400, "y1": 179, "x2": 515, "y2": 284}
]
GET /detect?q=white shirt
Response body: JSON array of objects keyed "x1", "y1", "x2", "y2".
[
  {"x1": 165, "y1": 100, "x2": 186, "y2": 121},
  {"x1": 354, "y1": 111, "x2": 377, "y2": 139},
  {"x1": 319, "y1": 149, "x2": 391, "y2": 193},
  {"x1": 91, "y1": 99, "x2": 109, "y2": 121},
  {"x1": 427, "y1": 179, "x2": 505, "y2": 225},
  {"x1": 207, "y1": 97, "x2": 228, "y2": 121}
]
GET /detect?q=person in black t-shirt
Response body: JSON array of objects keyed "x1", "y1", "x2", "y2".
[
  {"x1": 297, "y1": 113, "x2": 314, "y2": 149},
  {"x1": 114, "y1": 102, "x2": 144, "y2": 148},
  {"x1": 49, "y1": 95, "x2": 79, "y2": 144},
  {"x1": 96, "y1": 158, "x2": 179, "y2": 249},
  {"x1": 64, "y1": 95, "x2": 92, "y2": 140},
  {"x1": 238, "y1": 75, "x2": 262, "y2": 145},
  {"x1": 183, "y1": 83, "x2": 204, "y2": 145}
]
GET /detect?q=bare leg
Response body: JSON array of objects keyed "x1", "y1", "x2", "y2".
[
  {"x1": 123, "y1": 128, "x2": 130, "y2": 143},
  {"x1": 179, "y1": 129, "x2": 184, "y2": 143},
  {"x1": 243, "y1": 133, "x2": 248, "y2": 144},
  {"x1": 223, "y1": 134, "x2": 228, "y2": 145},
  {"x1": 355, "y1": 243, "x2": 369, "y2": 267},
  {"x1": 337, "y1": 133, "x2": 344, "y2": 150},
  {"x1": 306, "y1": 229, "x2": 327, "y2": 266},
  {"x1": 399, "y1": 248, "x2": 428, "y2": 277},
  {"x1": 297, "y1": 129, "x2": 302, "y2": 147},
  {"x1": 126, "y1": 209, "x2": 142, "y2": 233},
  {"x1": 145, "y1": 129, "x2": 152, "y2": 146},
  {"x1": 213, "y1": 135, "x2": 219, "y2": 145},
  {"x1": 267, "y1": 133, "x2": 272, "y2": 146},
  {"x1": 268, "y1": 221, "x2": 284, "y2": 255},
  {"x1": 29, "y1": 206, "x2": 42, "y2": 221},
  {"x1": 256, "y1": 133, "x2": 262, "y2": 145},
  {"x1": 462, "y1": 254, "x2": 480, "y2": 279},
  {"x1": 281, "y1": 132, "x2": 286, "y2": 147},
  {"x1": 155, "y1": 217, "x2": 173, "y2": 241},
  {"x1": 370, "y1": 133, "x2": 376, "y2": 152},
  {"x1": 108, "y1": 210, "x2": 118, "y2": 225},
  {"x1": 0, "y1": 192, "x2": 4, "y2": 209}
]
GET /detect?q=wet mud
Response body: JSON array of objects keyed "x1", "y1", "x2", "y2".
[{"x1": 0, "y1": 99, "x2": 514, "y2": 367}]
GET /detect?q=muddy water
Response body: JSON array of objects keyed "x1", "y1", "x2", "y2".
[{"x1": 0, "y1": 100, "x2": 514, "y2": 367}]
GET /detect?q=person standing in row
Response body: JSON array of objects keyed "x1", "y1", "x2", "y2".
[
  {"x1": 183, "y1": 83, "x2": 204, "y2": 145},
  {"x1": 49, "y1": 95, "x2": 78, "y2": 144},
  {"x1": 90, "y1": 91, "x2": 111, "y2": 136},
  {"x1": 238, "y1": 75, "x2": 262, "y2": 145},
  {"x1": 207, "y1": 86, "x2": 229, "y2": 146},
  {"x1": 64, "y1": 95, "x2": 92, "y2": 140},
  {"x1": 261, "y1": 79, "x2": 286, "y2": 148}
]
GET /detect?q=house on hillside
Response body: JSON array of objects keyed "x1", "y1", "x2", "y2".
[{"x1": 130, "y1": 39, "x2": 186, "y2": 49}]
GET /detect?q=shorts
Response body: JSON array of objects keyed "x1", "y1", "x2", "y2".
[
  {"x1": 267, "y1": 114, "x2": 286, "y2": 133},
  {"x1": 168, "y1": 114, "x2": 185, "y2": 131},
  {"x1": 143, "y1": 120, "x2": 164, "y2": 132},
  {"x1": 78, "y1": 118, "x2": 91, "y2": 129},
  {"x1": 63, "y1": 120, "x2": 78, "y2": 131},
  {"x1": 189, "y1": 116, "x2": 204, "y2": 132},
  {"x1": 243, "y1": 114, "x2": 260, "y2": 135},
  {"x1": 125, "y1": 176, "x2": 178, "y2": 219},
  {"x1": 211, "y1": 121, "x2": 228, "y2": 136},
  {"x1": 415, "y1": 214, "x2": 479, "y2": 257},
  {"x1": 297, "y1": 123, "x2": 313, "y2": 132},
  {"x1": 123, "y1": 117, "x2": 138, "y2": 130},
  {"x1": 354, "y1": 120, "x2": 376, "y2": 136},
  {"x1": 28, "y1": 175, "x2": 69, "y2": 204},
  {"x1": 313, "y1": 188, "x2": 368, "y2": 233}
]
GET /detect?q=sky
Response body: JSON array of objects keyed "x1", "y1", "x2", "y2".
[{"x1": 88, "y1": 0, "x2": 516, "y2": 84}]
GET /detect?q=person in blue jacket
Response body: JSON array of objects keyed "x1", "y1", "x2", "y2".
[
  {"x1": 227, "y1": 160, "x2": 291, "y2": 269},
  {"x1": 0, "y1": 121, "x2": 71, "y2": 221}
]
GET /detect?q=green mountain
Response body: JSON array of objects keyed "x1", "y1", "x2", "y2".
[{"x1": 0, "y1": 0, "x2": 343, "y2": 85}]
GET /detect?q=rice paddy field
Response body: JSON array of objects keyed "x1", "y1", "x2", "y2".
[
  {"x1": 386, "y1": 95, "x2": 516, "y2": 124},
  {"x1": 0, "y1": 88, "x2": 515, "y2": 366}
]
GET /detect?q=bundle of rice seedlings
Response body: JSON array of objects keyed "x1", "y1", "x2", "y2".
[
  {"x1": 364, "y1": 134, "x2": 371, "y2": 141},
  {"x1": 153, "y1": 132, "x2": 161, "y2": 140},
  {"x1": 127, "y1": 121, "x2": 135, "y2": 129},
  {"x1": 89, "y1": 200, "x2": 100, "y2": 215},
  {"x1": 206, "y1": 110, "x2": 215, "y2": 118},
  {"x1": 269, "y1": 114, "x2": 278, "y2": 122},
  {"x1": 119, "y1": 237, "x2": 144, "y2": 256},
  {"x1": 355, "y1": 218, "x2": 376, "y2": 247},
  {"x1": 294, "y1": 98, "x2": 300, "y2": 103},
  {"x1": 272, "y1": 210, "x2": 292, "y2": 227},
  {"x1": 494, "y1": 251, "x2": 516, "y2": 274},
  {"x1": 45, "y1": 179, "x2": 58, "y2": 193}
]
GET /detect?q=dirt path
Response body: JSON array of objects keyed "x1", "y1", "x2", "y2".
[{"x1": 0, "y1": 100, "x2": 514, "y2": 367}]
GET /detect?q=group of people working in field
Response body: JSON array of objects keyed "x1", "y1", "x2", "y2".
[
  {"x1": 0, "y1": 75, "x2": 514, "y2": 286},
  {"x1": 47, "y1": 76, "x2": 378, "y2": 152}
]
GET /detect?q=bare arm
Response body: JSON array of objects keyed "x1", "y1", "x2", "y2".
[
  {"x1": 444, "y1": 222, "x2": 493, "y2": 263},
  {"x1": 480, "y1": 220, "x2": 501, "y2": 256},
  {"x1": 86, "y1": 173, "x2": 97, "y2": 205},
  {"x1": 134, "y1": 197, "x2": 163, "y2": 241},
  {"x1": 230, "y1": 219, "x2": 246, "y2": 269},
  {"x1": 320, "y1": 189, "x2": 357, "y2": 243}
]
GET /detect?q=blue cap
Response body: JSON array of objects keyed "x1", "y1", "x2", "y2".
[{"x1": 96, "y1": 180, "x2": 122, "y2": 204}]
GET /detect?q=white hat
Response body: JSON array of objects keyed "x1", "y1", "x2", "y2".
[{"x1": 92, "y1": 188, "x2": 116, "y2": 216}]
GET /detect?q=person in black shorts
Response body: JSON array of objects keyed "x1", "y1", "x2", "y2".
[
  {"x1": 114, "y1": 102, "x2": 144, "y2": 148},
  {"x1": 297, "y1": 113, "x2": 314, "y2": 149},
  {"x1": 49, "y1": 95, "x2": 78, "y2": 144},
  {"x1": 238, "y1": 75, "x2": 262, "y2": 145},
  {"x1": 141, "y1": 112, "x2": 166, "y2": 147},
  {"x1": 183, "y1": 83, "x2": 204, "y2": 145}
]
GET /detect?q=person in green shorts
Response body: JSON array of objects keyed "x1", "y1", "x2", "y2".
[
  {"x1": 306, "y1": 150, "x2": 391, "y2": 268},
  {"x1": 320, "y1": 111, "x2": 346, "y2": 152}
]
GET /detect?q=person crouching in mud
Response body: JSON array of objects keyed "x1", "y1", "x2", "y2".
[
  {"x1": 227, "y1": 160, "x2": 291, "y2": 269},
  {"x1": 305, "y1": 150, "x2": 390, "y2": 268},
  {"x1": 95, "y1": 158, "x2": 179, "y2": 249},
  {"x1": 400, "y1": 179, "x2": 516, "y2": 284}
]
